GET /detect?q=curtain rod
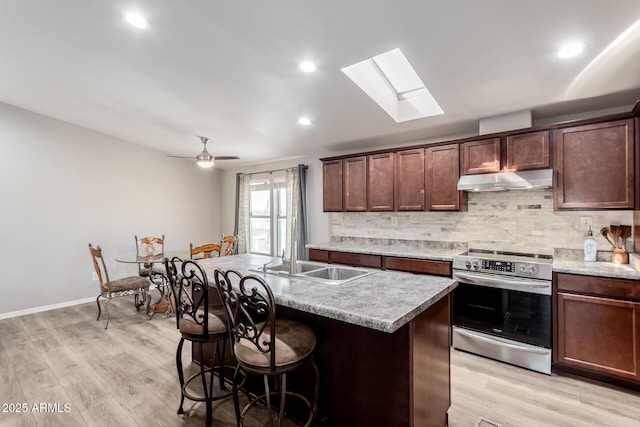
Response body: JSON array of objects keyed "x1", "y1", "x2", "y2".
[{"x1": 240, "y1": 164, "x2": 308, "y2": 177}]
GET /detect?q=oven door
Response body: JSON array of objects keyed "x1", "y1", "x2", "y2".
[{"x1": 452, "y1": 281, "x2": 551, "y2": 349}]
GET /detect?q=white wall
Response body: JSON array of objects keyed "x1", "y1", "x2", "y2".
[
  {"x1": 219, "y1": 157, "x2": 331, "y2": 249},
  {"x1": 0, "y1": 102, "x2": 221, "y2": 316}
]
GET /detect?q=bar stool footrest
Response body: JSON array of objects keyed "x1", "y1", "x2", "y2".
[{"x1": 240, "y1": 391, "x2": 314, "y2": 427}]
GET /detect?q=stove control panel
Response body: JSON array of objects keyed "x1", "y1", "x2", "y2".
[
  {"x1": 452, "y1": 255, "x2": 553, "y2": 280},
  {"x1": 482, "y1": 260, "x2": 515, "y2": 273}
]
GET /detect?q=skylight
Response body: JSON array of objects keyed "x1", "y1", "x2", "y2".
[{"x1": 341, "y1": 48, "x2": 443, "y2": 123}]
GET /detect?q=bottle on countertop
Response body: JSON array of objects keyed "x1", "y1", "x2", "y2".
[{"x1": 583, "y1": 225, "x2": 597, "y2": 262}]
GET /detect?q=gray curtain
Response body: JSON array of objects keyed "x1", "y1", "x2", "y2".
[
  {"x1": 232, "y1": 173, "x2": 240, "y2": 254},
  {"x1": 296, "y1": 164, "x2": 308, "y2": 261},
  {"x1": 235, "y1": 173, "x2": 250, "y2": 254}
]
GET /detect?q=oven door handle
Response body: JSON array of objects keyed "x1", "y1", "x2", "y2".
[
  {"x1": 454, "y1": 328, "x2": 550, "y2": 355},
  {"x1": 453, "y1": 271, "x2": 550, "y2": 290}
]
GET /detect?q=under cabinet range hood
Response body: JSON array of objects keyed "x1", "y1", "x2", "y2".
[{"x1": 457, "y1": 169, "x2": 553, "y2": 192}]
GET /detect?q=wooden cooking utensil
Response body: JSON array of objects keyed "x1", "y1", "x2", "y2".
[
  {"x1": 609, "y1": 225, "x2": 622, "y2": 249},
  {"x1": 600, "y1": 227, "x2": 617, "y2": 249},
  {"x1": 619, "y1": 225, "x2": 632, "y2": 249}
]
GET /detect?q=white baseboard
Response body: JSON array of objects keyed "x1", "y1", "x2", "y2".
[{"x1": 0, "y1": 297, "x2": 96, "y2": 320}]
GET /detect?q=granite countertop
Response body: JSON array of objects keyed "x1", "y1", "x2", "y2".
[
  {"x1": 307, "y1": 240, "x2": 465, "y2": 262},
  {"x1": 552, "y1": 257, "x2": 640, "y2": 280},
  {"x1": 197, "y1": 253, "x2": 457, "y2": 334}
]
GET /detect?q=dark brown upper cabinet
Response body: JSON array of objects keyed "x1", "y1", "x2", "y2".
[
  {"x1": 461, "y1": 138, "x2": 501, "y2": 175},
  {"x1": 505, "y1": 130, "x2": 550, "y2": 171},
  {"x1": 555, "y1": 119, "x2": 634, "y2": 210},
  {"x1": 323, "y1": 159, "x2": 343, "y2": 212},
  {"x1": 368, "y1": 152, "x2": 395, "y2": 211},
  {"x1": 344, "y1": 156, "x2": 368, "y2": 211},
  {"x1": 396, "y1": 149, "x2": 425, "y2": 211},
  {"x1": 427, "y1": 144, "x2": 463, "y2": 211}
]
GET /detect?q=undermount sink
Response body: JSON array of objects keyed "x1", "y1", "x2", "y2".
[
  {"x1": 250, "y1": 260, "x2": 327, "y2": 275},
  {"x1": 300, "y1": 266, "x2": 373, "y2": 285},
  {"x1": 250, "y1": 261, "x2": 373, "y2": 285}
]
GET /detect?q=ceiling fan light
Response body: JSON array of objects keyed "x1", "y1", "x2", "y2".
[{"x1": 196, "y1": 152, "x2": 214, "y2": 168}]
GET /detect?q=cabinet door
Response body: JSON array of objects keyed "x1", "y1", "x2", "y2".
[
  {"x1": 368, "y1": 152, "x2": 395, "y2": 211},
  {"x1": 556, "y1": 292, "x2": 640, "y2": 382},
  {"x1": 461, "y1": 138, "x2": 501, "y2": 175},
  {"x1": 555, "y1": 119, "x2": 634, "y2": 209},
  {"x1": 506, "y1": 130, "x2": 550, "y2": 171},
  {"x1": 323, "y1": 160, "x2": 343, "y2": 212},
  {"x1": 344, "y1": 156, "x2": 368, "y2": 211},
  {"x1": 396, "y1": 149, "x2": 425, "y2": 211},
  {"x1": 426, "y1": 144, "x2": 463, "y2": 211}
]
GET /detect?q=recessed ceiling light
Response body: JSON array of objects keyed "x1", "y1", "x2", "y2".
[
  {"x1": 299, "y1": 61, "x2": 316, "y2": 73},
  {"x1": 557, "y1": 42, "x2": 585, "y2": 58},
  {"x1": 298, "y1": 117, "x2": 312, "y2": 126},
  {"x1": 124, "y1": 12, "x2": 148, "y2": 29}
]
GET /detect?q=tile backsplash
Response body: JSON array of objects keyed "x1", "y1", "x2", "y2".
[{"x1": 331, "y1": 189, "x2": 634, "y2": 253}]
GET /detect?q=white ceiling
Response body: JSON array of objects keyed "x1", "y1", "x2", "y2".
[{"x1": 1, "y1": 1, "x2": 640, "y2": 168}]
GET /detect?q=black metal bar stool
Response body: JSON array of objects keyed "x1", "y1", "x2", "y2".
[
  {"x1": 165, "y1": 257, "x2": 234, "y2": 426},
  {"x1": 214, "y1": 268, "x2": 319, "y2": 427}
]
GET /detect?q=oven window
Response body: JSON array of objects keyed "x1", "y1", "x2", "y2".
[{"x1": 453, "y1": 283, "x2": 551, "y2": 348}]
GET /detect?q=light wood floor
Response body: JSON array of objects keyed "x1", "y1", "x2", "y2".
[
  {"x1": 449, "y1": 348, "x2": 640, "y2": 427},
  {"x1": 1, "y1": 296, "x2": 640, "y2": 426}
]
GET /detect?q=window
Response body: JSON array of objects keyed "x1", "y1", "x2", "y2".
[{"x1": 249, "y1": 174, "x2": 288, "y2": 256}]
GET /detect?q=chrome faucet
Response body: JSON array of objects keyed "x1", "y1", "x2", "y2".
[
  {"x1": 262, "y1": 249, "x2": 285, "y2": 273},
  {"x1": 262, "y1": 258, "x2": 277, "y2": 273}
]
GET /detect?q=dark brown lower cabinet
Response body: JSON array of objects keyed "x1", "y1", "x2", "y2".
[
  {"x1": 308, "y1": 248, "x2": 329, "y2": 262},
  {"x1": 309, "y1": 248, "x2": 452, "y2": 277},
  {"x1": 554, "y1": 273, "x2": 640, "y2": 387},
  {"x1": 383, "y1": 256, "x2": 451, "y2": 277},
  {"x1": 329, "y1": 251, "x2": 382, "y2": 268}
]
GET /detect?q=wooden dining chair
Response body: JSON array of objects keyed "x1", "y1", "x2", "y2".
[
  {"x1": 190, "y1": 242, "x2": 221, "y2": 259},
  {"x1": 88, "y1": 244, "x2": 150, "y2": 329},
  {"x1": 135, "y1": 235, "x2": 165, "y2": 285},
  {"x1": 220, "y1": 235, "x2": 237, "y2": 256}
]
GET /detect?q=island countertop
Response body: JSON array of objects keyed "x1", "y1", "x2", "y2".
[{"x1": 197, "y1": 253, "x2": 457, "y2": 333}]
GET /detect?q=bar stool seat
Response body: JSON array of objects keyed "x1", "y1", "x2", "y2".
[{"x1": 234, "y1": 319, "x2": 316, "y2": 370}]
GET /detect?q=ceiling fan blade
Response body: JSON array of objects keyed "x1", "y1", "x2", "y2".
[
  {"x1": 214, "y1": 156, "x2": 240, "y2": 160},
  {"x1": 167, "y1": 155, "x2": 194, "y2": 159}
]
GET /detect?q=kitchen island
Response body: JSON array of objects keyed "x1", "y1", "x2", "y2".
[{"x1": 196, "y1": 253, "x2": 457, "y2": 427}]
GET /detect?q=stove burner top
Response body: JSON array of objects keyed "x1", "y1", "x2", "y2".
[{"x1": 465, "y1": 248, "x2": 553, "y2": 261}]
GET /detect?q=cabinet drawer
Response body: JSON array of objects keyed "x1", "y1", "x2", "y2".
[
  {"x1": 556, "y1": 273, "x2": 640, "y2": 301},
  {"x1": 383, "y1": 257, "x2": 451, "y2": 277},
  {"x1": 330, "y1": 251, "x2": 382, "y2": 268},
  {"x1": 308, "y1": 249, "x2": 329, "y2": 262}
]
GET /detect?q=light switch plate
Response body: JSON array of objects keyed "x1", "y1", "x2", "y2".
[{"x1": 580, "y1": 216, "x2": 592, "y2": 231}]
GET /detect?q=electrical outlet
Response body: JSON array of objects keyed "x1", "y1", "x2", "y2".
[
  {"x1": 580, "y1": 216, "x2": 592, "y2": 231},
  {"x1": 391, "y1": 216, "x2": 398, "y2": 227},
  {"x1": 92, "y1": 272, "x2": 98, "y2": 281}
]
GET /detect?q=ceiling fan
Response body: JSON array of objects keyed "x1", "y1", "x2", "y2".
[{"x1": 169, "y1": 136, "x2": 239, "y2": 168}]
